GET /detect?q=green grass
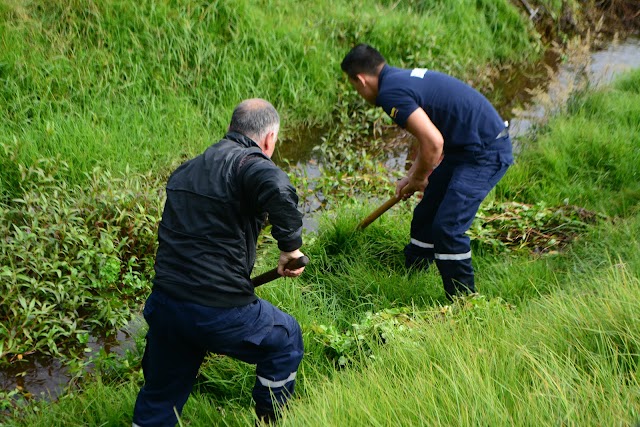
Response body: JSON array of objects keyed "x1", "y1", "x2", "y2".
[
  {"x1": 9, "y1": 177, "x2": 640, "y2": 426},
  {"x1": 497, "y1": 69, "x2": 640, "y2": 217},
  {"x1": 9, "y1": 207, "x2": 640, "y2": 425},
  {"x1": 284, "y1": 259, "x2": 640, "y2": 426},
  {"x1": 3, "y1": 1, "x2": 640, "y2": 426},
  {"x1": 0, "y1": 0, "x2": 542, "y2": 197}
]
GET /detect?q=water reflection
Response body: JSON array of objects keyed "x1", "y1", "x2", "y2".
[
  {"x1": 0, "y1": 358, "x2": 68, "y2": 401},
  {"x1": 510, "y1": 37, "x2": 640, "y2": 141},
  {"x1": 1, "y1": 317, "x2": 144, "y2": 402},
  {"x1": 590, "y1": 38, "x2": 640, "y2": 85}
]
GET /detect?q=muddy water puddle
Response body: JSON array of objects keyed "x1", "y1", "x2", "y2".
[
  {"x1": 1, "y1": 317, "x2": 144, "y2": 402},
  {"x1": 2, "y1": 37, "x2": 640, "y2": 404},
  {"x1": 509, "y1": 37, "x2": 640, "y2": 140}
]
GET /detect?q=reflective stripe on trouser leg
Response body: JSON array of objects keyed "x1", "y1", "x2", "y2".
[
  {"x1": 435, "y1": 255, "x2": 475, "y2": 298},
  {"x1": 430, "y1": 159, "x2": 509, "y2": 297},
  {"x1": 431, "y1": 183, "x2": 478, "y2": 297},
  {"x1": 404, "y1": 237, "x2": 435, "y2": 270},
  {"x1": 257, "y1": 371, "x2": 297, "y2": 388},
  {"x1": 405, "y1": 165, "x2": 452, "y2": 270},
  {"x1": 252, "y1": 311, "x2": 304, "y2": 417}
]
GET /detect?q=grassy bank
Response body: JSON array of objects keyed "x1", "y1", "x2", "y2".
[
  {"x1": 2, "y1": 0, "x2": 640, "y2": 425},
  {"x1": 499, "y1": 68, "x2": 640, "y2": 217},
  {"x1": 5, "y1": 56, "x2": 640, "y2": 427},
  {"x1": 0, "y1": 0, "x2": 555, "y2": 365}
]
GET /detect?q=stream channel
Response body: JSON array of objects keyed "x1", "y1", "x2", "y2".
[
  {"x1": 2, "y1": 36, "x2": 640, "y2": 404},
  {"x1": 274, "y1": 36, "x2": 640, "y2": 230}
]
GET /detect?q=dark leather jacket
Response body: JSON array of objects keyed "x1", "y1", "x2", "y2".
[{"x1": 152, "y1": 131, "x2": 303, "y2": 307}]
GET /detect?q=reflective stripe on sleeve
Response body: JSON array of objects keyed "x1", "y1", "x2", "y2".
[
  {"x1": 435, "y1": 251, "x2": 472, "y2": 261},
  {"x1": 410, "y1": 238, "x2": 434, "y2": 249},
  {"x1": 257, "y1": 371, "x2": 297, "y2": 388}
]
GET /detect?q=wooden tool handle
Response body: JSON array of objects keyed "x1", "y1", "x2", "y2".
[
  {"x1": 251, "y1": 255, "x2": 310, "y2": 287},
  {"x1": 356, "y1": 195, "x2": 402, "y2": 230}
]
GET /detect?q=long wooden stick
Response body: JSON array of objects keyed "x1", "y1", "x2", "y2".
[
  {"x1": 356, "y1": 195, "x2": 402, "y2": 230},
  {"x1": 357, "y1": 160, "x2": 440, "y2": 231},
  {"x1": 251, "y1": 255, "x2": 310, "y2": 287}
]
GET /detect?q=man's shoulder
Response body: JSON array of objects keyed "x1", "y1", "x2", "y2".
[
  {"x1": 238, "y1": 150, "x2": 272, "y2": 171},
  {"x1": 379, "y1": 66, "x2": 421, "y2": 95},
  {"x1": 377, "y1": 70, "x2": 418, "y2": 109}
]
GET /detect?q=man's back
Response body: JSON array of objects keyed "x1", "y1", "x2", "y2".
[
  {"x1": 376, "y1": 65, "x2": 505, "y2": 151},
  {"x1": 153, "y1": 133, "x2": 271, "y2": 308}
]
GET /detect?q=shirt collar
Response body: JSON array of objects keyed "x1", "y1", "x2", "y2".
[
  {"x1": 375, "y1": 64, "x2": 391, "y2": 106},
  {"x1": 224, "y1": 131, "x2": 259, "y2": 148}
]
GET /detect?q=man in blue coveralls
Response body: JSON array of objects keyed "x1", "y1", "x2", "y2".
[
  {"x1": 341, "y1": 44, "x2": 513, "y2": 300},
  {"x1": 133, "y1": 99, "x2": 306, "y2": 426}
]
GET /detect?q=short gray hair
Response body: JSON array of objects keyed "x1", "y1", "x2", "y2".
[{"x1": 229, "y1": 99, "x2": 280, "y2": 142}]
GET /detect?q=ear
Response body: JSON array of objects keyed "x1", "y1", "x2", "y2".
[
  {"x1": 269, "y1": 130, "x2": 278, "y2": 148},
  {"x1": 351, "y1": 73, "x2": 367, "y2": 88},
  {"x1": 261, "y1": 131, "x2": 277, "y2": 157}
]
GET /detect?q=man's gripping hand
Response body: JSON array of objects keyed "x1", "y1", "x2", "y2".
[
  {"x1": 395, "y1": 174, "x2": 429, "y2": 199},
  {"x1": 277, "y1": 249, "x2": 306, "y2": 277}
]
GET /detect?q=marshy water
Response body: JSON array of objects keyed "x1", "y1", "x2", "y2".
[
  {"x1": 2, "y1": 36, "x2": 640, "y2": 404},
  {"x1": 275, "y1": 36, "x2": 640, "y2": 229}
]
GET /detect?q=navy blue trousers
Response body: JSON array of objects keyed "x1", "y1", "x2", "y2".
[
  {"x1": 132, "y1": 289, "x2": 303, "y2": 427},
  {"x1": 404, "y1": 138, "x2": 512, "y2": 299}
]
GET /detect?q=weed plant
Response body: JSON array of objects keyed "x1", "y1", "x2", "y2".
[{"x1": 0, "y1": 158, "x2": 163, "y2": 362}]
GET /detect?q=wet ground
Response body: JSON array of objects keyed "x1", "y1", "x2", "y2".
[
  {"x1": 2, "y1": 36, "x2": 640, "y2": 405},
  {"x1": 0, "y1": 316, "x2": 145, "y2": 402},
  {"x1": 509, "y1": 36, "x2": 640, "y2": 140}
]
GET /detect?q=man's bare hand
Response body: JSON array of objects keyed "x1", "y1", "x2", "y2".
[
  {"x1": 395, "y1": 175, "x2": 428, "y2": 199},
  {"x1": 277, "y1": 249, "x2": 306, "y2": 277}
]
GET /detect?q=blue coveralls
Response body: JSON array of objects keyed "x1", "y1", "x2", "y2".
[
  {"x1": 133, "y1": 290, "x2": 303, "y2": 427},
  {"x1": 376, "y1": 66, "x2": 513, "y2": 298}
]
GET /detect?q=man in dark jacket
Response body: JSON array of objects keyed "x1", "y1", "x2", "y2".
[
  {"x1": 133, "y1": 99, "x2": 306, "y2": 426},
  {"x1": 341, "y1": 44, "x2": 512, "y2": 300}
]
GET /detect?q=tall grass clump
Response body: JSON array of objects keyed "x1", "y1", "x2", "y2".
[
  {"x1": 497, "y1": 69, "x2": 640, "y2": 217},
  {"x1": 282, "y1": 262, "x2": 640, "y2": 426},
  {"x1": 5, "y1": 379, "x2": 141, "y2": 426}
]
